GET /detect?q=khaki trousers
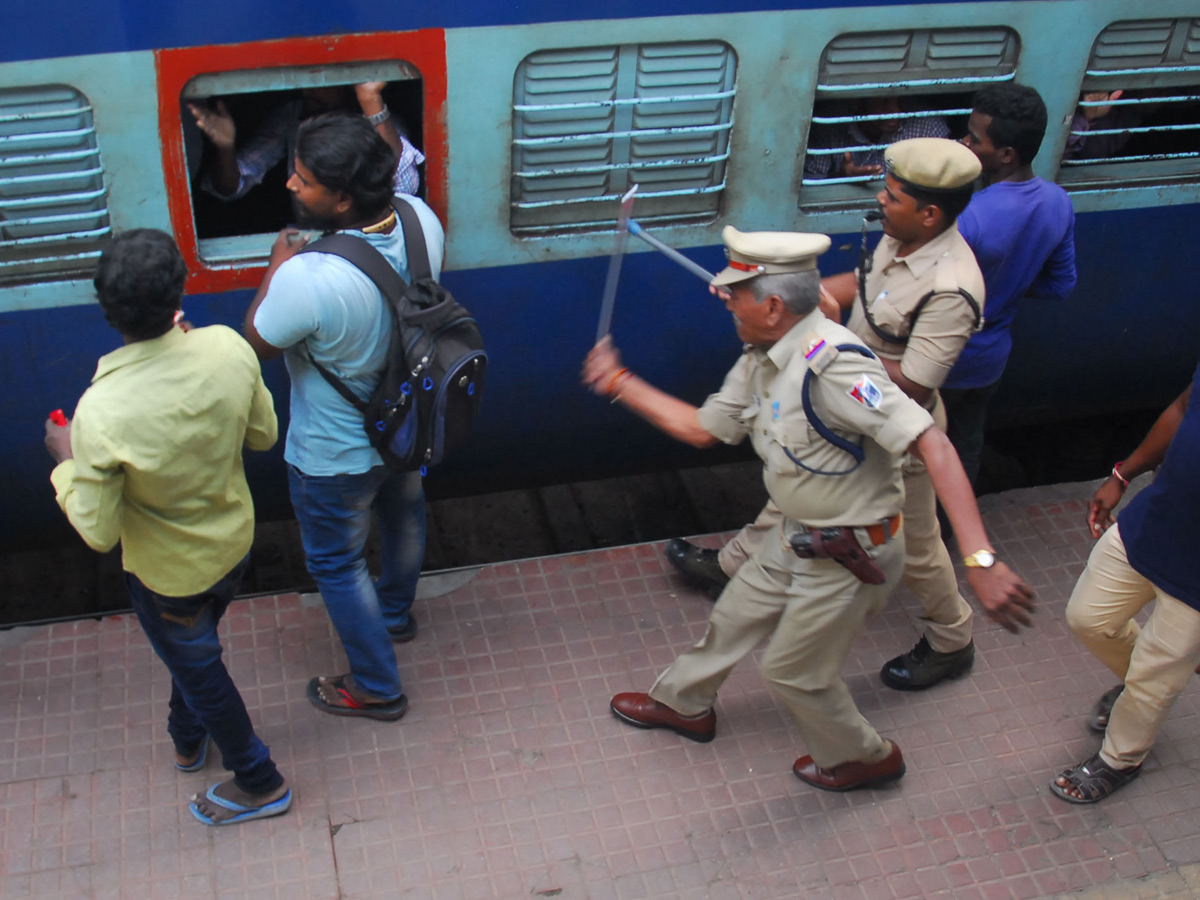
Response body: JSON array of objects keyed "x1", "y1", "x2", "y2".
[
  {"x1": 652, "y1": 522, "x2": 905, "y2": 768},
  {"x1": 719, "y1": 470, "x2": 973, "y2": 654},
  {"x1": 1065, "y1": 524, "x2": 1200, "y2": 769}
]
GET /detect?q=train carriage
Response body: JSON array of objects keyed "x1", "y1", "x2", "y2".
[{"x1": 3, "y1": 0, "x2": 1198, "y2": 551}]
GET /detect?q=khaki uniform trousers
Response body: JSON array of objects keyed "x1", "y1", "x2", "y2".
[
  {"x1": 719, "y1": 399, "x2": 973, "y2": 655},
  {"x1": 1066, "y1": 524, "x2": 1200, "y2": 769},
  {"x1": 651, "y1": 523, "x2": 906, "y2": 768}
]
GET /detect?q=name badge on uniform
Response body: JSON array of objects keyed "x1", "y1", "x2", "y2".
[{"x1": 849, "y1": 375, "x2": 882, "y2": 410}]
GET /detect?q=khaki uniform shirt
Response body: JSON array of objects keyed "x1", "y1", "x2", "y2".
[
  {"x1": 846, "y1": 225, "x2": 985, "y2": 391},
  {"x1": 697, "y1": 310, "x2": 934, "y2": 527},
  {"x1": 50, "y1": 325, "x2": 277, "y2": 597}
]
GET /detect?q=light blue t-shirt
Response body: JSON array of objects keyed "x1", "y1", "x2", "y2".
[{"x1": 254, "y1": 196, "x2": 445, "y2": 475}]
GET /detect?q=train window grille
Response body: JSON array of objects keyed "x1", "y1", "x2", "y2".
[
  {"x1": 1058, "y1": 18, "x2": 1200, "y2": 192},
  {"x1": 799, "y1": 27, "x2": 1018, "y2": 212},
  {"x1": 180, "y1": 61, "x2": 424, "y2": 264},
  {"x1": 0, "y1": 84, "x2": 110, "y2": 284},
  {"x1": 510, "y1": 42, "x2": 736, "y2": 235}
]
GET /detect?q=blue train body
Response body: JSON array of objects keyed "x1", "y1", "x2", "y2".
[{"x1": 4, "y1": 0, "x2": 1199, "y2": 550}]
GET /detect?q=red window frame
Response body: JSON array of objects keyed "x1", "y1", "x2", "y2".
[{"x1": 156, "y1": 30, "x2": 447, "y2": 294}]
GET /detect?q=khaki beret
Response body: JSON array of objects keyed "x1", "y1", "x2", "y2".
[
  {"x1": 711, "y1": 227, "x2": 832, "y2": 287},
  {"x1": 884, "y1": 137, "x2": 981, "y2": 191}
]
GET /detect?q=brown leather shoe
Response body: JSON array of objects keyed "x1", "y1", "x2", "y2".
[
  {"x1": 792, "y1": 741, "x2": 905, "y2": 792},
  {"x1": 610, "y1": 692, "x2": 716, "y2": 743}
]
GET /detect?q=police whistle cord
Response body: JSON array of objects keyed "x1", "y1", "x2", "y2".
[{"x1": 790, "y1": 527, "x2": 887, "y2": 585}]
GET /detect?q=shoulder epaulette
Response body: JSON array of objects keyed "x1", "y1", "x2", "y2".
[{"x1": 803, "y1": 333, "x2": 839, "y2": 375}]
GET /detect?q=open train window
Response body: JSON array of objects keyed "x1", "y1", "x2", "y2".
[
  {"x1": 0, "y1": 84, "x2": 110, "y2": 284},
  {"x1": 180, "y1": 61, "x2": 424, "y2": 266},
  {"x1": 1058, "y1": 18, "x2": 1200, "y2": 192},
  {"x1": 510, "y1": 41, "x2": 736, "y2": 235},
  {"x1": 799, "y1": 27, "x2": 1019, "y2": 212}
]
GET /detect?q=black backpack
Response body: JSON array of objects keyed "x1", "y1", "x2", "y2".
[{"x1": 299, "y1": 197, "x2": 486, "y2": 474}]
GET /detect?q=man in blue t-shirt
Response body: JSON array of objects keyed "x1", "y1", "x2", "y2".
[
  {"x1": 243, "y1": 113, "x2": 445, "y2": 722},
  {"x1": 945, "y1": 84, "x2": 1078, "y2": 486},
  {"x1": 1051, "y1": 360, "x2": 1200, "y2": 804}
]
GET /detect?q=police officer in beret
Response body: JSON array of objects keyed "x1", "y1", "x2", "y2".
[
  {"x1": 668, "y1": 137, "x2": 994, "y2": 692},
  {"x1": 582, "y1": 228, "x2": 1032, "y2": 792}
]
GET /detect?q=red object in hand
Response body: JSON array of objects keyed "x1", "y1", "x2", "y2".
[{"x1": 49, "y1": 409, "x2": 66, "y2": 426}]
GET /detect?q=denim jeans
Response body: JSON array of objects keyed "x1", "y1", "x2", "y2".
[
  {"x1": 126, "y1": 555, "x2": 283, "y2": 795},
  {"x1": 287, "y1": 464, "x2": 425, "y2": 700}
]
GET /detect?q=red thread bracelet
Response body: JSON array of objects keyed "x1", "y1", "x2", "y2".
[
  {"x1": 1111, "y1": 460, "x2": 1129, "y2": 489},
  {"x1": 605, "y1": 367, "x2": 630, "y2": 398}
]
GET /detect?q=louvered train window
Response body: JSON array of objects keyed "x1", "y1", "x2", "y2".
[
  {"x1": 511, "y1": 42, "x2": 736, "y2": 234},
  {"x1": 1059, "y1": 18, "x2": 1200, "y2": 191},
  {"x1": 0, "y1": 85, "x2": 110, "y2": 283},
  {"x1": 800, "y1": 27, "x2": 1018, "y2": 211}
]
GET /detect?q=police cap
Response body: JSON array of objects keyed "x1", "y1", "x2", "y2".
[
  {"x1": 884, "y1": 137, "x2": 981, "y2": 192},
  {"x1": 711, "y1": 227, "x2": 832, "y2": 287}
]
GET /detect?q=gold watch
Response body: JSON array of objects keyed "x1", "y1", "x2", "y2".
[{"x1": 963, "y1": 549, "x2": 996, "y2": 569}]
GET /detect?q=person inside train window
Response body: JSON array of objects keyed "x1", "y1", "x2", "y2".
[
  {"x1": 803, "y1": 95, "x2": 950, "y2": 180},
  {"x1": 188, "y1": 81, "x2": 424, "y2": 203},
  {"x1": 43, "y1": 229, "x2": 291, "y2": 826},
  {"x1": 1062, "y1": 90, "x2": 1141, "y2": 162}
]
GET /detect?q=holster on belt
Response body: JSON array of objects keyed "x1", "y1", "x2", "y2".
[{"x1": 788, "y1": 527, "x2": 887, "y2": 585}]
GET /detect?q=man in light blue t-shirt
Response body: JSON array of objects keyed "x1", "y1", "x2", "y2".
[{"x1": 244, "y1": 113, "x2": 445, "y2": 721}]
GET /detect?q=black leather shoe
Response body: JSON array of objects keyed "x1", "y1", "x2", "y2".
[
  {"x1": 880, "y1": 636, "x2": 974, "y2": 691},
  {"x1": 664, "y1": 538, "x2": 729, "y2": 595},
  {"x1": 387, "y1": 613, "x2": 418, "y2": 644}
]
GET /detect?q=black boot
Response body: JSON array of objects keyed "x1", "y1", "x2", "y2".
[
  {"x1": 880, "y1": 635, "x2": 974, "y2": 691},
  {"x1": 663, "y1": 538, "x2": 729, "y2": 596}
]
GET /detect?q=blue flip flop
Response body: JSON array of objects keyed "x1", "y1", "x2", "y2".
[
  {"x1": 189, "y1": 783, "x2": 293, "y2": 826},
  {"x1": 174, "y1": 740, "x2": 208, "y2": 773}
]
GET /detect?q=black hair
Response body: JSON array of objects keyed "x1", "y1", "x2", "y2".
[
  {"x1": 294, "y1": 112, "x2": 398, "y2": 217},
  {"x1": 900, "y1": 182, "x2": 974, "y2": 224},
  {"x1": 93, "y1": 229, "x2": 187, "y2": 340},
  {"x1": 972, "y1": 83, "x2": 1048, "y2": 166}
]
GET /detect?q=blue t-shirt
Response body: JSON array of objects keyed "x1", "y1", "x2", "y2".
[
  {"x1": 944, "y1": 178, "x2": 1076, "y2": 390},
  {"x1": 254, "y1": 196, "x2": 445, "y2": 475},
  {"x1": 1119, "y1": 360, "x2": 1200, "y2": 609}
]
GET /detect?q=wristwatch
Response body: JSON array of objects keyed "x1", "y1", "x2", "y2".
[
  {"x1": 963, "y1": 549, "x2": 996, "y2": 569},
  {"x1": 364, "y1": 106, "x2": 391, "y2": 126}
]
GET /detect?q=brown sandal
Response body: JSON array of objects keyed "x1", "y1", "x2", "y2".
[
  {"x1": 306, "y1": 675, "x2": 408, "y2": 721},
  {"x1": 1088, "y1": 684, "x2": 1124, "y2": 734},
  {"x1": 1050, "y1": 753, "x2": 1141, "y2": 804}
]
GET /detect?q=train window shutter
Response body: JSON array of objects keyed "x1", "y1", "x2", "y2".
[
  {"x1": 511, "y1": 41, "x2": 736, "y2": 234},
  {"x1": 800, "y1": 27, "x2": 1017, "y2": 206},
  {"x1": 0, "y1": 85, "x2": 110, "y2": 283},
  {"x1": 1060, "y1": 18, "x2": 1200, "y2": 191}
]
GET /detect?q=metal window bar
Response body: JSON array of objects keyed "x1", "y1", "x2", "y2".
[
  {"x1": 0, "y1": 226, "x2": 111, "y2": 248},
  {"x1": 0, "y1": 249, "x2": 104, "y2": 268},
  {"x1": 816, "y1": 72, "x2": 1014, "y2": 92},
  {"x1": 514, "y1": 89, "x2": 735, "y2": 113},
  {"x1": 512, "y1": 182, "x2": 724, "y2": 210},
  {"x1": 514, "y1": 150, "x2": 730, "y2": 179},
  {"x1": 811, "y1": 107, "x2": 970, "y2": 125},
  {"x1": 0, "y1": 166, "x2": 105, "y2": 187},
  {"x1": 1061, "y1": 150, "x2": 1200, "y2": 166},
  {"x1": 0, "y1": 148, "x2": 100, "y2": 167},
  {"x1": 0, "y1": 105, "x2": 95, "y2": 124},
  {"x1": 514, "y1": 120, "x2": 732, "y2": 148},
  {"x1": 1086, "y1": 65, "x2": 1200, "y2": 77},
  {"x1": 0, "y1": 187, "x2": 107, "y2": 208},
  {"x1": 0, "y1": 127, "x2": 96, "y2": 146},
  {"x1": 1078, "y1": 94, "x2": 1200, "y2": 108}
]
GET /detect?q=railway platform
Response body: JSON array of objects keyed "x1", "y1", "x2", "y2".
[{"x1": 3, "y1": 478, "x2": 1200, "y2": 900}]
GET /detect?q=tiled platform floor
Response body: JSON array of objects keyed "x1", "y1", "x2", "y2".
[{"x1": 4, "y1": 479, "x2": 1200, "y2": 900}]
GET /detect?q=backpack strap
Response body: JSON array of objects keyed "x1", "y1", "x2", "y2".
[
  {"x1": 392, "y1": 196, "x2": 432, "y2": 282},
  {"x1": 296, "y1": 231, "x2": 411, "y2": 413}
]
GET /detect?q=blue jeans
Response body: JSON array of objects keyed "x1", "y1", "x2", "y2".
[
  {"x1": 126, "y1": 555, "x2": 283, "y2": 795},
  {"x1": 287, "y1": 464, "x2": 425, "y2": 700}
]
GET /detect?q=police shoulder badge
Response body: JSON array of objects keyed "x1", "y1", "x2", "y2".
[{"x1": 848, "y1": 375, "x2": 882, "y2": 410}]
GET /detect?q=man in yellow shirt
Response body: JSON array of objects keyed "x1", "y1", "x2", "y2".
[{"x1": 45, "y1": 229, "x2": 290, "y2": 826}]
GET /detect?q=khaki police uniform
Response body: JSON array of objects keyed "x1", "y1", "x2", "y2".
[
  {"x1": 649, "y1": 293, "x2": 934, "y2": 767},
  {"x1": 720, "y1": 138, "x2": 985, "y2": 657}
]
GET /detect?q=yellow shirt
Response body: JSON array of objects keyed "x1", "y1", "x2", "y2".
[{"x1": 50, "y1": 325, "x2": 277, "y2": 597}]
